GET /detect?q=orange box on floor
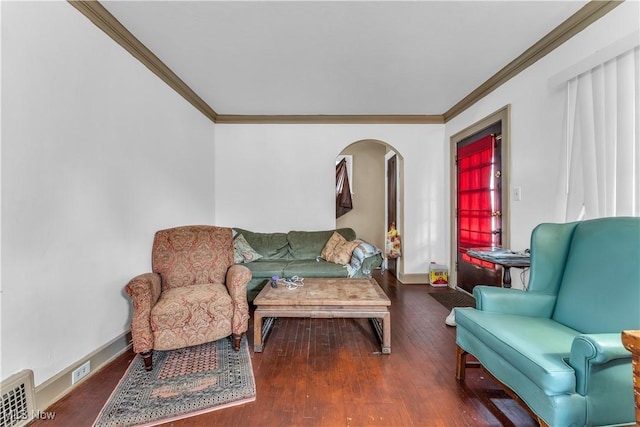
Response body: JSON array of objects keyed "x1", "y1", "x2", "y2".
[{"x1": 429, "y1": 263, "x2": 448, "y2": 287}]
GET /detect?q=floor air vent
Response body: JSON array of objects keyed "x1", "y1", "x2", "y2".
[{"x1": 1, "y1": 370, "x2": 36, "y2": 427}]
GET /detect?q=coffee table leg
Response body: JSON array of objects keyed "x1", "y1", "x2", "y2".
[
  {"x1": 381, "y1": 311, "x2": 391, "y2": 354},
  {"x1": 254, "y1": 310, "x2": 264, "y2": 352},
  {"x1": 370, "y1": 312, "x2": 391, "y2": 354},
  {"x1": 254, "y1": 312, "x2": 278, "y2": 352}
]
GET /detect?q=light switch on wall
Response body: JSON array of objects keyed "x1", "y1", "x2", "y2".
[{"x1": 513, "y1": 187, "x2": 522, "y2": 202}]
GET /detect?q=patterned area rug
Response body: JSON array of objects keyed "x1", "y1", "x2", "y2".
[
  {"x1": 428, "y1": 291, "x2": 476, "y2": 311},
  {"x1": 93, "y1": 338, "x2": 255, "y2": 427}
]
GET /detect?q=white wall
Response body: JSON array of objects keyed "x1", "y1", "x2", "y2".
[
  {"x1": 444, "y1": 1, "x2": 640, "y2": 288},
  {"x1": 213, "y1": 124, "x2": 446, "y2": 276},
  {"x1": 1, "y1": 2, "x2": 215, "y2": 385}
]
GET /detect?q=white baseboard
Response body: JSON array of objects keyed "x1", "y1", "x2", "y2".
[
  {"x1": 397, "y1": 273, "x2": 456, "y2": 289},
  {"x1": 35, "y1": 331, "x2": 132, "y2": 412},
  {"x1": 396, "y1": 273, "x2": 429, "y2": 284}
]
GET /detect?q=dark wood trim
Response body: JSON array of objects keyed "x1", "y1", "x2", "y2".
[
  {"x1": 215, "y1": 114, "x2": 444, "y2": 124},
  {"x1": 443, "y1": 0, "x2": 623, "y2": 122},
  {"x1": 387, "y1": 155, "x2": 398, "y2": 277},
  {"x1": 67, "y1": 0, "x2": 219, "y2": 123}
]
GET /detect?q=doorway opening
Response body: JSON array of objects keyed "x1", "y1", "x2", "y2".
[{"x1": 335, "y1": 140, "x2": 404, "y2": 278}]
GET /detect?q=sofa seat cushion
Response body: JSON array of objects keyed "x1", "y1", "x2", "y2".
[
  {"x1": 283, "y1": 260, "x2": 349, "y2": 278},
  {"x1": 150, "y1": 283, "x2": 233, "y2": 350},
  {"x1": 456, "y1": 308, "x2": 580, "y2": 395},
  {"x1": 240, "y1": 260, "x2": 287, "y2": 278}
]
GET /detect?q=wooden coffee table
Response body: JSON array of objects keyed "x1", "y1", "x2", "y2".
[{"x1": 253, "y1": 277, "x2": 391, "y2": 354}]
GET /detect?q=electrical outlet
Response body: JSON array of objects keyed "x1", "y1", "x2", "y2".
[{"x1": 71, "y1": 361, "x2": 90, "y2": 384}]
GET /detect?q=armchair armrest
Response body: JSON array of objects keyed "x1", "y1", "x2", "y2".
[
  {"x1": 226, "y1": 264, "x2": 252, "y2": 335},
  {"x1": 569, "y1": 333, "x2": 632, "y2": 395},
  {"x1": 125, "y1": 272, "x2": 162, "y2": 354},
  {"x1": 473, "y1": 286, "x2": 556, "y2": 317}
]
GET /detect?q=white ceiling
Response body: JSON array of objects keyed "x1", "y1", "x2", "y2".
[{"x1": 101, "y1": 0, "x2": 589, "y2": 116}]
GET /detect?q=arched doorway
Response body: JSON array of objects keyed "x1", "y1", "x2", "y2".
[{"x1": 335, "y1": 139, "x2": 405, "y2": 278}]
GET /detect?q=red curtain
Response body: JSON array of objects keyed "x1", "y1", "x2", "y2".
[{"x1": 458, "y1": 135, "x2": 498, "y2": 267}]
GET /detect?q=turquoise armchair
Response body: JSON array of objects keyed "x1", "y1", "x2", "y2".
[{"x1": 455, "y1": 217, "x2": 640, "y2": 426}]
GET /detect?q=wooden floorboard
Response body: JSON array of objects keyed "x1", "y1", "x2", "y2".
[{"x1": 30, "y1": 271, "x2": 537, "y2": 427}]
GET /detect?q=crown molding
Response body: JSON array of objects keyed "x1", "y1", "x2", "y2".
[
  {"x1": 443, "y1": 0, "x2": 623, "y2": 122},
  {"x1": 68, "y1": 0, "x2": 219, "y2": 123},
  {"x1": 67, "y1": 0, "x2": 439, "y2": 125},
  {"x1": 215, "y1": 115, "x2": 444, "y2": 125},
  {"x1": 70, "y1": 0, "x2": 620, "y2": 126}
]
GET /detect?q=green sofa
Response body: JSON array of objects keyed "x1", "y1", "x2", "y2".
[
  {"x1": 233, "y1": 227, "x2": 383, "y2": 302},
  {"x1": 455, "y1": 217, "x2": 640, "y2": 427}
]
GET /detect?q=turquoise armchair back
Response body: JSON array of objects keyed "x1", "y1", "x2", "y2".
[{"x1": 551, "y1": 218, "x2": 640, "y2": 333}]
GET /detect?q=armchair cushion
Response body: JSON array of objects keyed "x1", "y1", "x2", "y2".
[
  {"x1": 456, "y1": 308, "x2": 579, "y2": 394},
  {"x1": 151, "y1": 283, "x2": 233, "y2": 351}
]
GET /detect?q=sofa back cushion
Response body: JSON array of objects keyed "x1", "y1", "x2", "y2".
[
  {"x1": 552, "y1": 217, "x2": 640, "y2": 333},
  {"x1": 287, "y1": 228, "x2": 356, "y2": 260},
  {"x1": 233, "y1": 228, "x2": 289, "y2": 260},
  {"x1": 152, "y1": 226, "x2": 233, "y2": 290}
]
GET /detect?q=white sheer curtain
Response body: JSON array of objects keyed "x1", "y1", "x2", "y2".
[{"x1": 564, "y1": 46, "x2": 639, "y2": 221}]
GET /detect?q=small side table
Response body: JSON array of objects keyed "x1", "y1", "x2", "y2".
[
  {"x1": 622, "y1": 330, "x2": 640, "y2": 424},
  {"x1": 466, "y1": 247, "x2": 530, "y2": 288}
]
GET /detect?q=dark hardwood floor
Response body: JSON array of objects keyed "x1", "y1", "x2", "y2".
[{"x1": 31, "y1": 271, "x2": 536, "y2": 427}]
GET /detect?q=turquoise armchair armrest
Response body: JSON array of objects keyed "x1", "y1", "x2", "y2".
[
  {"x1": 569, "y1": 333, "x2": 632, "y2": 394},
  {"x1": 473, "y1": 286, "x2": 557, "y2": 317}
]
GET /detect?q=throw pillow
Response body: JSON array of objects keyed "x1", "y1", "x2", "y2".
[
  {"x1": 233, "y1": 234, "x2": 263, "y2": 264},
  {"x1": 321, "y1": 231, "x2": 359, "y2": 265}
]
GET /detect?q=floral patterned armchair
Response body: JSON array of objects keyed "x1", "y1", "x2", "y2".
[{"x1": 125, "y1": 226, "x2": 251, "y2": 371}]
